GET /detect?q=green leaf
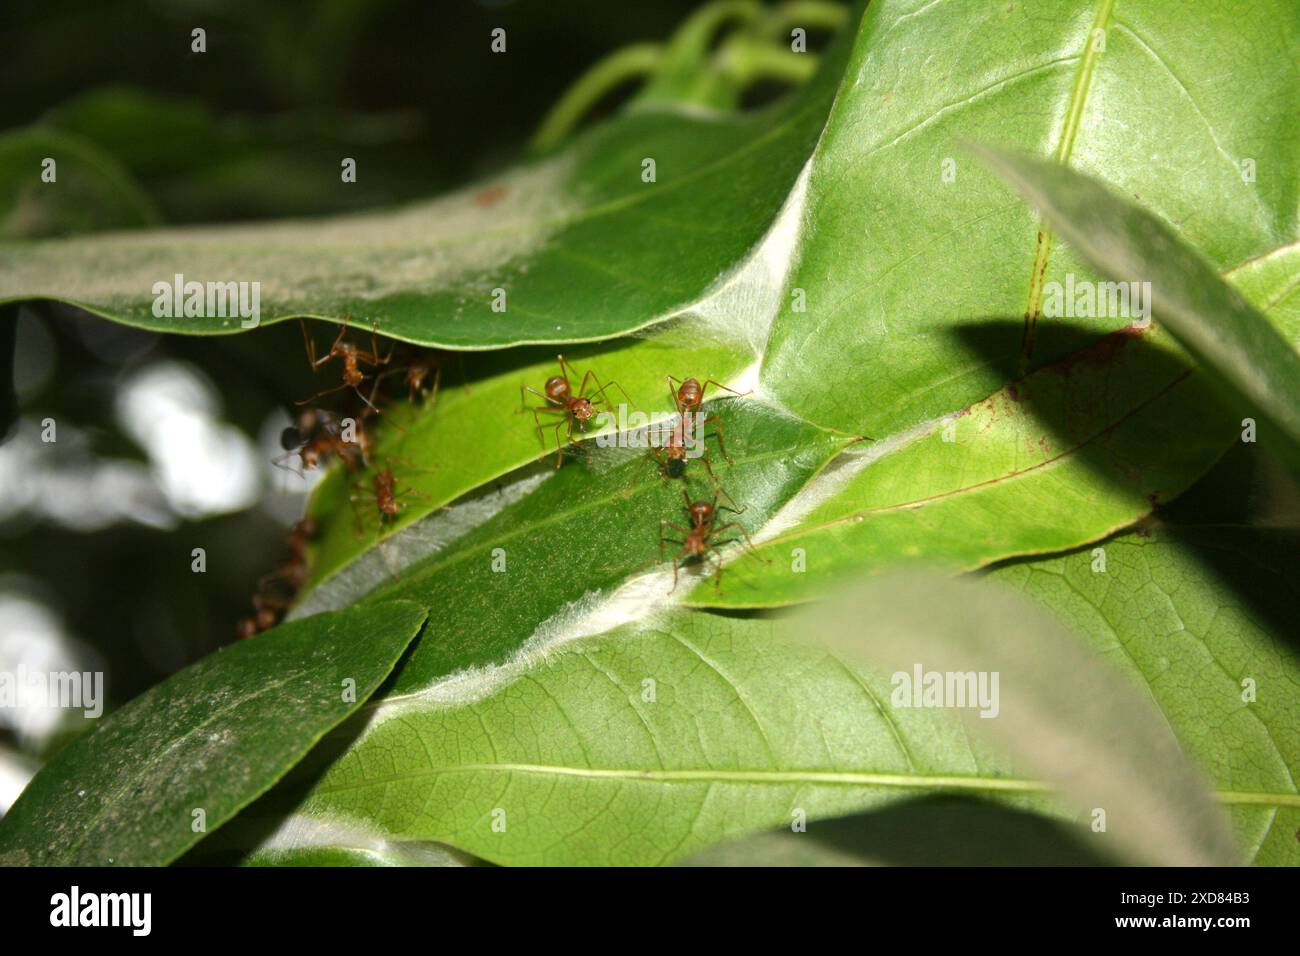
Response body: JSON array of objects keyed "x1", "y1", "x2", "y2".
[
  {"x1": 0, "y1": 601, "x2": 427, "y2": 866},
  {"x1": 237, "y1": 566, "x2": 1242, "y2": 866},
  {"x1": 989, "y1": 530, "x2": 1300, "y2": 866},
  {"x1": 228, "y1": 608, "x2": 1032, "y2": 866},
  {"x1": 296, "y1": 398, "x2": 850, "y2": 691},
  {"x1": 0, "y1": 18, "x2": 854, "y2": 347},
  {"x1": 975, "y1": 146, "x2": 1300, "y2": 470},
  {"x1": 301, "y1": 330, "x2": 756, "y2": 588},
  {"x1": 760, "y1": 0, "x2": 1299, "y2": 435}
]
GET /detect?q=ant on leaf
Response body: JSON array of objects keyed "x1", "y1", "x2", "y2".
[
  {"x1": 666, "y1": 376, "x2": 750, "y2": 464},
  {"x1": 349, "y1": 457, "x2": 434, "y2": 534},
  {"x1": 659, "y1": 484, "x2": 768, "y2": 592},
  {"x1": 298, "y1": 316, "x2": 395, "y2": 413},
  {"x1": 650, "y1": 407, "x2": 722, "y2": 482},
  {"x1": 522, "y1": 355, "x2": 634, "y2": 467}
]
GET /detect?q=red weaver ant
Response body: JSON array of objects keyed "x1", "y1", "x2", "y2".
[
  {"x1": 659, "y1": 485, "x2": 768, "y2": 592},
  {"x1": 350, "y1": 459, "x2": 433, "y2": 532},
  {"x1": 649, "y1": 409, "x2": 721, "y2": 482},
  {"x1": 275, "y1": 407, "x2": 371, "y2": 474},
  {"x1": 522, "y1": 355, "x2": 634, "y2": 467},
  {"x1": 298, "y1": 316, "x2": 395, "y2": 413},
  {"x1": 374, "y1": 347, "x2": 468, "y2": 407},
  {"x1": 666, "y1": 376, "x2": 749, "y2": 464},
  {"x1": 237, "y1": 518, "x2": 318, "y2": 638}
]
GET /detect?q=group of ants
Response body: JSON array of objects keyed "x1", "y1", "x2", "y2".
[{"x1": 237, "y1": 319, "x2": 767, "y2": 639}]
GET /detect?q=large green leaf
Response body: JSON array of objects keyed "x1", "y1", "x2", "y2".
[
  {"x1": 760, "y1": 0, "x2": 1299, "y2": 435},
  {"x1": 226, "y1": 567, "x2": 1253, "y2": 866},
  {"x1": 222, "y1": 609, "x2": 1039, "y2": 866},
  {"x1": 0, "y1": 601, "x2": 427, "y2": 866},
  {"x1": 0, "y1": 16, "x2": 854, "y2": 347},
  {"x1": 990, "y1": 527, "x2": 1300, "y2": 866}
]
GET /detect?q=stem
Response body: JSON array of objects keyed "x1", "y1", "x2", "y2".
[
  {"x1": 764, "y1": 0, "x2": 850, "y2": 36},
  {"x1": 718, "y1": 35, "x2": 820, "y2": 88},
  {"x1": 530, "y1": 44, "x2": 665, "y2": 152}
]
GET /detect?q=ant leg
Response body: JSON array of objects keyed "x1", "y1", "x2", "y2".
[
  {"x1": 521, "y1": 385, "x2": 557, "y2": 413},
  {"x1": 708, "y1": 479, "x2": 744, "y2": 515},
  {"x1": 659, "y1": 522, "x2": 689, "y2": 562},
  {"x1": 701, "y1": 413, "x2": 732, "y2": 464},
  {"x1": 550, "y1": 417, "x2": 569, "y2": 468},
  {"x1": 356, "y1": 325, "x2": 394, "y2": 368},
  {"x1": 428, "y1": 364, "x2": 442, "y2": 407},
  {"x1": 669, "y1": 543, "x2": 693, "y2": 594},
  {"x1": 271, "y1": 449, "x2": 307, "y2": 478},
  {"x1": 666, "y1": 379, "x2": 683, "y2": 416},
  {"x1": 299, "y1": 318, "x2": 318, "y2": 370},
  {"x1": 529, "y1": 405, "x2": 566, "y2": 449},
  {"x1": 585, "y1": 374, "x2": 638, "y2": 415},
  {"x1": 711, "y1": 524, "x2": 770, "y2": 562},
  {"x1": 296, "y1": 381, "x2": 350, "y2": 406},
  {"x1": 321, "y1": 320, "x2": 349, "y2": 367},
  {"x1": 301, "y1": 318, "x2": 343, "y2": 371},
  {"x1": 709, "y1": 546, "x2": 728, "y2": 590},
  {"x1": 699, "y1": 446, "x2": 719, "y2": 486},
  {"x1": 352, "y1": 379, "x2": 381, "y2": 415},
  {"x1": 698, "y1": 379, "x2": 752, "y2": 401}
]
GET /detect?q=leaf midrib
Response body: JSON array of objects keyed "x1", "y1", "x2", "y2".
[
  {"x1": 1021, "y1": 0, "x2": 1118, "y2": 366},
  {"x1": 309, "y1": 762, "x2": 1300, "y2": 808}
]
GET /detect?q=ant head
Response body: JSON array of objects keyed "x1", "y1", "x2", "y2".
[
  {"x1": 280, "y1": 426, "x2": 304, "y2": 451},
  {"x1": 679, "y1": 378, "x2": 703, "y2": 406},
  {"x1": 571, "y1": 397, "x2": 595, "y2": 420},
  {"x1": 689, "y1": 500, "x2": 714, "y2": 525},
  {"x1": 237, "y1": 617, "x2": 259, "y2": 640},
  {"x1": 545, "y1": 375, "x2": 570, "y2": 401}
]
